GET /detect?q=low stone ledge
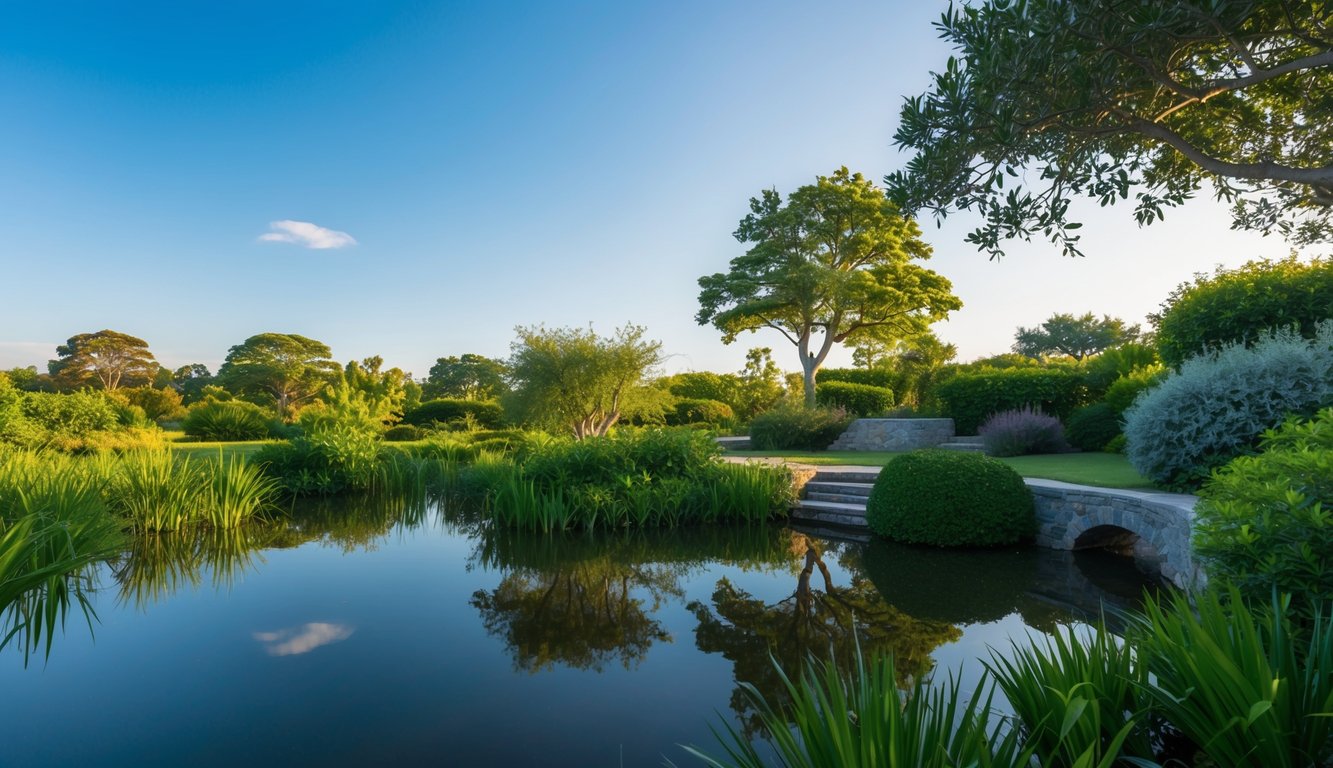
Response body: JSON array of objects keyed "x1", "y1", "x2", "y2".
[{"x1": 828, "y1": 418, "x2": 955, "y2": 452}]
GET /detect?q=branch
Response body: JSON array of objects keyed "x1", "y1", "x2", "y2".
[
  {"x1": 1120, "y1": 111, "x2": 1333, "y2": 188},
  {"x1": 1153, "y1": 49, "x2": 1333, "y2": 122}
]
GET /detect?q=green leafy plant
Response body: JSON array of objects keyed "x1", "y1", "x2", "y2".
[
  {"x1": 401, "y1": 398, "x2": 504, "y2": 430},
  {"x1": 815, "y1": 381, "x2": 894, "y2": 417},
  {"x1": 1130, "y1": 589, "x2": 1333, "y2": 768},
  {"x1": 1065, "y1": 403, "x2": 1121, "y2": 452},
  {"x1": 748, "y1": 405, "x2": 852, "y2": 451},
  {"x1": 1194, "y1": 409, "x2": 1333, "y2": 628},
  {"x1": 866, "y1": 450, "x2": 1034, "y2": 547},
  {"x1": 182, "y1": 400, "x2": 277, "y2": 442},
  {"x1": 1154, "y1": 256, "x2": 1333, "y2": 368},
  {"x1": 667, "y1": 398, "x2": 736, "y2": 428}
]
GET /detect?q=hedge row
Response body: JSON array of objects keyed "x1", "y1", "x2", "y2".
[{"x1": 935, "y1": 368, "x2": 1088, "y2": 434}]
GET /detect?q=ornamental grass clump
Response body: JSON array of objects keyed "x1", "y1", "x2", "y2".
[
  {"x1": 865, "y1": 450, "x2": 1034, "y2": 547},
  {"x1": 979, "y1": 405, "x2": 1069, "y2": 456}
]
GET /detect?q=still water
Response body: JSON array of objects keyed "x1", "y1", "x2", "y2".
[{"x1": 1, "y1": 500, "x2": 1159, "y2": 767}]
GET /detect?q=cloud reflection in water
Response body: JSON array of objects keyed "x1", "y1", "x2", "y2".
[{"x1": 253, "y1": 623, "x2": 355, "y2": 656}]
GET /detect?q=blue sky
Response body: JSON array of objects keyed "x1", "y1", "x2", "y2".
[{"x1": 0, "y1": 1, "x2": 1302, "y2": 378}]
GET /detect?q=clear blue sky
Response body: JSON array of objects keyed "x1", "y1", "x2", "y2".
[{"x1": 0, "y1": 1, "x2": 1303, "y2": 378}]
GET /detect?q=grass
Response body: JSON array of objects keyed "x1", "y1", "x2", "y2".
[
  {"x1": 725, "y1": 449, "x2": 1155, "y2": 489},
  {"x1": 170, "y1": 440, "x2": 278, "y2": 460}
]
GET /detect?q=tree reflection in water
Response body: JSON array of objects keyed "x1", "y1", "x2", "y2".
[
  {"x1": 689, "y1": 534, "x2": 962, "y2": 737},
  {"x1": 468, "y1": 526, "x2": 793, "y2": 674}
]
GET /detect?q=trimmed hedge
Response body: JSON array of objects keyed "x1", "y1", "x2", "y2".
[
  {"x1": 748, "y1": 405, "x2": 852, "y2": 451},
  {"x1": 382, "y1": 424, "x2": 425, "y2": 442},
  {"x1": 402, "y1": 398, "x2": 504, "y2": 429},
  {"x1": 666, "y1": 398, "x2": 735, "y2": 427},
  {"x1": 815, "y1": 381, "x2": 894, "y2": 417},
  {"x1": 865, "y1": 450, "x2": 1035, "y2": 547},
  {"x1": 816, "y1": 367, "x2": 895, "y2": 389},
  {"x1": 936, "y1": 368, "x2": 1088, "y2": 434}
]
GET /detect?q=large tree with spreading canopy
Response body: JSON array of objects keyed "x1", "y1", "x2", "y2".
[
  {"x1": 887, "y1": 0, "x2": 1333, "y2": 258},
  {"x1": 697, "y1": 168, "x2": 961, "y2": 406}
]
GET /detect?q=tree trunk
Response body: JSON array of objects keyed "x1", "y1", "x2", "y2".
[{"x1": 797, "y1": 325, "x2": 838, "y2": 408}]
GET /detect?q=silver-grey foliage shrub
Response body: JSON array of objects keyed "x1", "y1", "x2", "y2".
[{"x1": 1124, "y1": 321, "x2": 1333, "y2": 488}]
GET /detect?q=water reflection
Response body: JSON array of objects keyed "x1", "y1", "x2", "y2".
[
  {"x1": 467, "y1": 526, "x2": 793, "y2": 673},
  {"x1": 254, "y1": 622, "x2": 355, "y2": 656},
  {"x1": 690, "y1": 534, "x2": 962, "y2": 737},
  {"x1": 112, "y1": 527, "x2": 279, "y2": 609},
  {"x1": 0, "y1": 565, "x2": 99, "y2": 666}
]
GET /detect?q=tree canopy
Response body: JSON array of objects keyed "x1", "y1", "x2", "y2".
[
  {"x1": 507, "y1": 324, "x2": 664, "y2": 439},
  {"x1": 424, "y1": 354, "x2": 508, "y2": 401},
  {"x1": 47, "y1": 329, "x2": 157, "y2": 391},
  {"x1": 216, "y1": 333, "x2": 337, "y2": 418},
  {"x1": 887, "y1": 0, "x2": 1333, "y2": 258},
  {"x1": 698, "y1": 168, "x2": 961, "y2": 406},
  {"x1": 1013, "y1": 312, "x2": 1141, "y2": 361}
]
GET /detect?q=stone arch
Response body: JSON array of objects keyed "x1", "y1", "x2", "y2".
[{"x1": 1027, "y1": 479, "x2": 1203, "y2": 590}]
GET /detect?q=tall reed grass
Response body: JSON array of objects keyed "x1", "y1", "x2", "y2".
[{"x1": 684, "y1": 590, "x2": 1333, "y2": 768}]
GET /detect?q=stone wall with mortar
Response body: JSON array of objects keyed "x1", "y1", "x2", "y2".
[
  {"x1": 1027, "y1": 478, "x2": 1203, "y2": 590},
  {"x1": 828, "y1": 418, "x2": 955, "y2": 451}
]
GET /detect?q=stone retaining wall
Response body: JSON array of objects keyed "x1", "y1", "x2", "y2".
[{"x1": 828, "y1": 418, "x2": 955, "y2": 451}]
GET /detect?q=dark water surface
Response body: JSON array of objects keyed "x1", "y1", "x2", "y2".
[{"x1": 1, "y1": 501, "x2": 1159, "y2": 767}]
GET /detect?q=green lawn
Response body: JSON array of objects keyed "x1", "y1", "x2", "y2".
[
  {"x1": 169, "y1": 441, "x2": 278, "y2": 460},
  {"x1": 725, "y1": 449, "x2": 1155, "y2": 490}
]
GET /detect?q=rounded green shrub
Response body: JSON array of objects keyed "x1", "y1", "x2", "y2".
[
  {"x1": 1102, "y1": 366, "x2": 1166, "y2": 415},
  {"x1": 1065, "y1": 403, "x2": 1121, "y2": 451},
  {"x1": 382, "y1": 424, "x2": 424, "y2": 442},
  {"x1": 1194, "y1": 408, "x2": 1333, "y2": 629},
  {"x1": 748, "y1": 405, "x2": 852, "y2": 451},
  {"x1": 402, "y1": 398, "x2": 504, "y2": 429},
  {"x1": 1154, "y1": 256, "x2": 1332, "y2": 368},
  {"x1": 182, "y1": 400, "x2": 276, "y2": 441},
  {"x1": 666, "y1": 398, "x2": 735, "y2": 427},
  {"x1": 815, "y1": 381, "x2": 894, "y2": 416},
  {"x1": 1124, "y1": 322, "x2": 1332, "y2": 488},
  {"x1": 866, "y1": 450, "x2": 1035, "y2": 547}
]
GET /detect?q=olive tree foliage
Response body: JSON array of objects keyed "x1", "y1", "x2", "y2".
[
  {"x1": 216, "y1": 333, "x2": 338, "y2": 418},
  {"x1": 507, "y1": 324, "x2": 665, "y2": 439},
  {"x1": 697, "y1": 168, "x2": 961, "y2": 406},
  {"x1": 1012, "y1": 312, "x2": 1141, "y2": 361},
  {"x1": 47, "y1": 329, "x2": 158, "y2": 391},
  {"x1": 886, "y1": 1, "x2": 1333, "y2": 258},
  {"x1": 424, "y1": 353, "x2": 508, "y2": 400}
]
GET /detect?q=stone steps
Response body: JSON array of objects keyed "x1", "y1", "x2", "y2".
[
  {"x1": 715, "y1": 436, "x2": 752, "y2": 451},
  {"x1": 791, "y1": 470, "x2": 874, "y2": 528},
  {"x1": 936, "y1": 435, "x2": 986, "y2": 452}
]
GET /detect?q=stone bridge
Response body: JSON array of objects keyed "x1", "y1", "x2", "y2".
[{"x1": 779, "y1": 462, "x2": 1205, "y2": 590}]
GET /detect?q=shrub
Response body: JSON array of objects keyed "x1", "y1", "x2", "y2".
[
  {"x1": 401, "y1": 398, "x2": 504, "y2": 429},
  {"x1": 21, "y1": 391, "x2": 119, "y2": 435},
  {"x1": 1154, "y1": 255, "x2": 1333, "y2": 367},
  {"x1": 382, "y1": 424, "x2": 424, "y2": 442},
  {"x1": 254, "y1": 422, "x2": 382, "y2": 495},
  {"x1": 661, "y1": 372, "x2": 742, "y2": 408},
  {"x1": 1083, "y1": 342, "x2": 1159, "y2": 395},
  {"x1": 866, "y1": 450, "x2": 1034, "y2": 547},
  {"x1": 936, "y1": 368, "x2": 1088, "y2": 434},
  {"x1": 1194, "y1": 409, "x2": 1333, "y2": 628},
  {"x1": 666, "y1": 398, "x2": 735, "y2": 427},
  {"x1": 748, "y1": 405, "x2": 853, "y2": 451},
  {"x1": 1124, "y1": 322, "x2": 1333, "y2": 488},
  {"x1": 816, "y1": 367, "x2": 895, "y2": 389},
  {"x1": 120, "y1": 386, "x2": 186, "y2": 422},
  {"x1": 182, "y1": 401, "x2": 276, "y2": 442},
  {"x1": 815, "y1": 381, "x2": 894, "y2": 416},
  {"x1": 979, "y1": 406, "x2": 1068, "y2": 457},
  {"x1": 1065, "y1": 403, "x2": 1121, "y2": 452},
  {"x1": 1102, "y1": 365, "x2": 1166, "y2": 415}
]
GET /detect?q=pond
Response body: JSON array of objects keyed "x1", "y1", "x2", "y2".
[{"x1": 0, "y1": 500, "x2": 1160, "y2": 767}]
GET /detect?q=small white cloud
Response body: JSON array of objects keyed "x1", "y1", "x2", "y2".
[
  {"x1": 253, "y1": 622, "x2": 355, "y2": 656},
  {"x1": 258, "y1": 220, "x2": 357, "y2": 249}
]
